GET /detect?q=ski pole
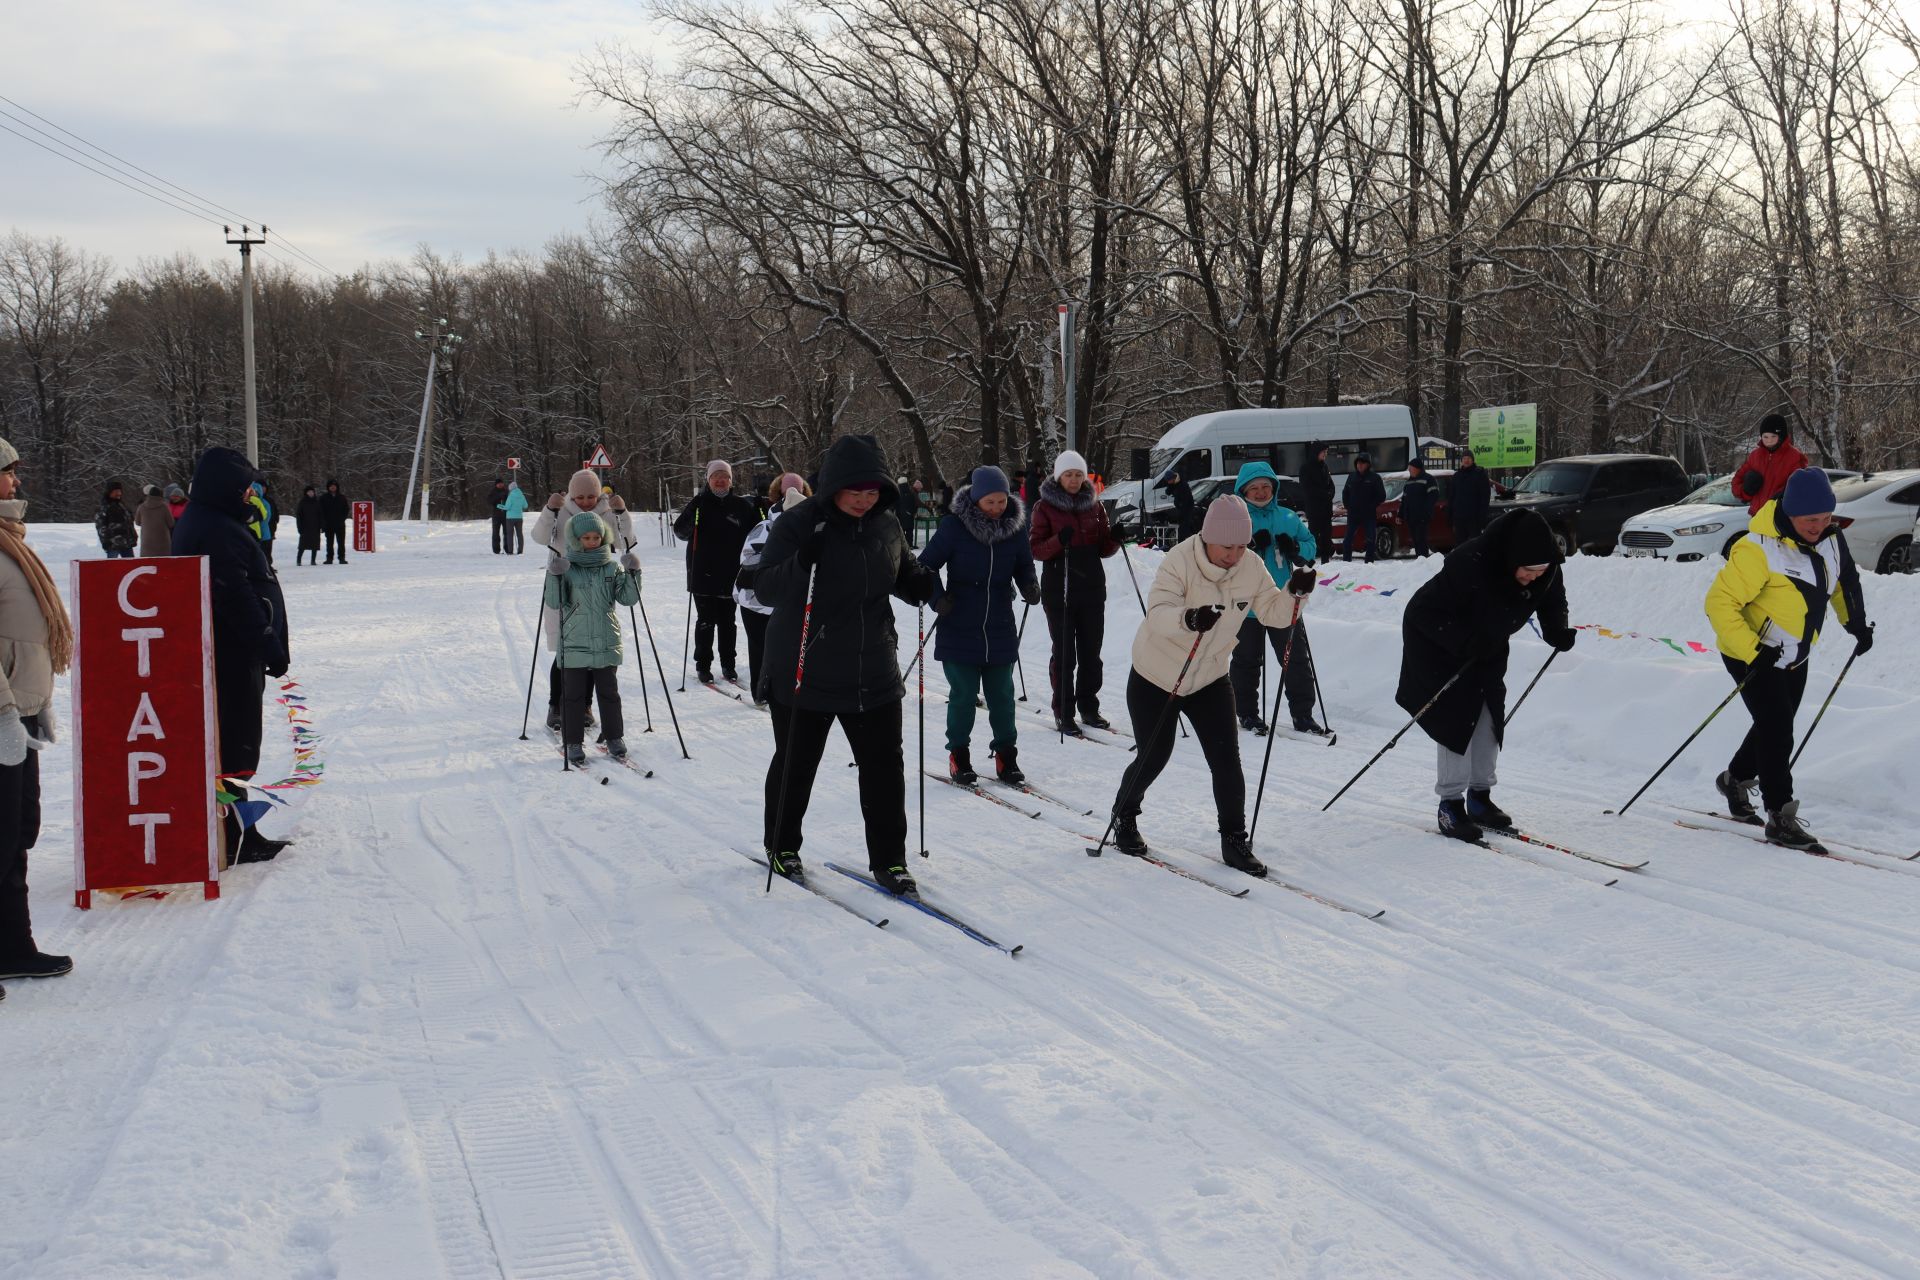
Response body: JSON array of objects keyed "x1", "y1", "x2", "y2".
[
  {"x1": 1607, "y1": 666, "x2": 1759, "y2": 817},
  {"x1": 1322, "y1": 657, "x2": 1475, "y2": 811},
  {"x1": 678, "y1": 593, "x2": 693, "y2": 691},
  {"x1": 634, "y1": 592, "x2": 690, "y2": 759},
  {"x1": 1300, "y1": 622, "x2": 1334, "y2": 736},
  {"x1": 1014, "y1": 602, "x2": 1030, "y2": 701},
  {"x1": 1059, "y1": 538, "x2": 1072, "y2": 744},
  {"x1": 1788, "y1": 634, "x2": 1864, "y2": 769},
  {"x1": 1499, "y1": 647, "x2": 1558, "y2": 733},
  {"x1": 622, "y1": 536, "x2": 655, "y2": 733},
  {"x1": 1089, "y1": 610, "x2": 1220, "y2": 856},
  {"x1": 1248, "y1": 598, "x2": 1304, "y2": 842},
  {"x1": 518, "y1": 593, "x2": 546, "y2": 740},
  {"x1": 1118, "y1": 539, "x2": 1148, "y2": 616},
  {"x1": 901, "y1": 619, "x2": 943, "y2": 684},
  {"x1": 766, "y1": 562, "x2": 819, "y2": 893},
  {"x1": 917, "y1": 602, "x2": 927, "y2": 859}
]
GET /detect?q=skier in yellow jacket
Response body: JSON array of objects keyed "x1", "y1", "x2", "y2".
[{"x1": 1703, "y1": 468, "x2": 1871, "y2": 850}]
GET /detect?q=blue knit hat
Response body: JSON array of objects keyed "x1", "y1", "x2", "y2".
[
  {"x1": 969, "y1": 465, "x2": 1010, "y2": 498},
  {"x1": 1779, "y1": 468, "x2": 1835, "y2": 517}
]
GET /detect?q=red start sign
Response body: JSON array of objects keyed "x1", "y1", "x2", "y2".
[
  {"x1": 70, "y1": 558, "x2": 219, "y2": 906},
  {"x1": 352, "y1": 500, "x2": 376, "y2": 553}
]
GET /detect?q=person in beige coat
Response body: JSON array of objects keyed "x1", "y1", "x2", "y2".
[
  {"x1": 0, "y1": 436, "x2": 74, "y2": 991},
  {"x1": 531, "y1": 470, "x2": 637, "y2": 732},
  {"x1": 136, "y1": 484, "x2": 174, "y2": 556},
  {"x1": 1106, "y1": 495, "x2": 1318, "y2": 878}
]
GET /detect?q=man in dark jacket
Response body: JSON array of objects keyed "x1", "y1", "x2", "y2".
[
  {"x1": 295, "y1": 485, "x2": 323, "y2": 565},
  {"x1": 1299, "y1": 442, "x2": 1336, "y2": 561},
  {"x1": 319, "y1": 479, "x2": 350, "y2": 563},
  {"x1": 1340, "y1": 453, "x2": 1387, "y2": 562},
  {"x1": 1448, "y1": 450, "x2": 1493, "y2": 542},
  {"x1": 754, "y1": 435, "x2": 940, "y2": 895},
  {"x1": 1395, "y1": 509, "x2": 1574, "y2": 841},
  {"x1": 1155, "y1": 470, "x2": 1199, "y2": 541},
  {"x1": 95, "y1": 482, "x2": 137, "y2": 558},
  {"x1": 673, "y1": 459, "x2": 758, "y2": 684},
  {"x1": 1400, "y1": 459, "x2": 1440, "y2": 557},
  {"x1": 171, "y1": 447, "x2": 291, "y2": 864},
  {"x1": 487, "y1": 478, "x2": 510, "y2": 553}
]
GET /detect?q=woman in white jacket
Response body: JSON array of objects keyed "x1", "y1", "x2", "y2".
[{"x1": 1108, "y1": 495, "x2": 1316, "y2": 877}]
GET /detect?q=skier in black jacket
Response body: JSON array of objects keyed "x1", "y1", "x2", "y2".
[
  {"x1": 753, "y1": 435, "x2": 941, "y2": 895},
  {"x1": 1395, "y1": 509, "x2": 1574, "y2": 841},
  {"x1": 672, "y1": 460, "x2": 758, "y2": 684},
  {"x1": 1340, "y1": 452, "x2": 1387, "y2": 562},
  {"x1": 1299, "y1": 441, "x2": 1336, "y2": 561},
  {"x1": 172, "y1": 447, "x2": 291, "y2": 864},
  {"x1": 319, "y1": 479, "x2": 350, "y2": 563}
]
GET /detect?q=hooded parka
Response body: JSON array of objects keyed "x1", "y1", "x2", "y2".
[{"x1": 919, "y1": 485, "x2": 1038, "y2": 667}]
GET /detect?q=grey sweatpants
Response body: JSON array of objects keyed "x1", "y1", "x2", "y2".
[{"x1": 1435, "y1": 704, "x2": 1499, "y2": 800}]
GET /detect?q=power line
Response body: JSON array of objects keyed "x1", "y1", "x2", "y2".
[
  {"x1": 0, "y1": 119, "x2": 223, "y2": 227},
  {"x1": 0, "y1": 92, "x2": 253, "y2": 226}
]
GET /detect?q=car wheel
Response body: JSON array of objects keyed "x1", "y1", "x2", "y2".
[
  {"x1": 1721, "y1": 532, "x2": 1744, "y2": 560},
  {"x1": 1877, "y1": 535, "x2": 1911, "y2": 575},
  {"x1": 1551, "y1": 526, "x2": 1575, "y2": 558},
  {"x1": 1374, "y1": 526, "x2": 1397, "y2": 559}
]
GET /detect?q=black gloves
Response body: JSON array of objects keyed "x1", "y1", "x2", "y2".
[
  {"x1": 1849, "y1": 622, "x2": 1874, "y2": 656},
  {"x1": 1183, "y1": 605, "x2": 1224, "y2": 633},
  {"x1": 1274, "y1": 534, "x2": 1299, "y2": 561},
  {"x1": 1056, "y1": 525, "x2": 1075, "y2": 548},
  {"x1": 1741, "y1": 471, "x2": 1762, "y2": 497},
  {"x1": 262, "y1": 631, "x2": 289, "y2": 678},
  {"x1": 1747, "y1": 642, "x2": 1783, "y2": 684},
  {"x1": 1250, "y1": 530, "x2": 1271, "y2": 553},
  {"x1": 1544, "y1": 625, "x2": 1576, "y2": 652},
  {"x1": 1020, "y1": 580, "x2": 1041, "y2": 606},
  {"x1": 796, "y1": 521, "x2": 828, "y2": 567},
  {"x1": 735, "y1": 565, "x2": 758, "y2": 592},
  {"x1": 1287, "y1": 567, "x2": 1317, "y2": 596},
  {"x1": 932, "y1": 592, "x2": 955, "y2": 616}
]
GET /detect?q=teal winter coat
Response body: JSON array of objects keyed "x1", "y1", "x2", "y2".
[
  {"x1": 543, "y1": 530, "x2": 640, "y2": 669},
  {"x1": 501, "y1": 487, "x2": 530, "y2": 519},
  {"x1": 1233, "y1": 462, "x2": 1317, "y2": 580}
]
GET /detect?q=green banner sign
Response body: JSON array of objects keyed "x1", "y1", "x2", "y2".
[{"x1": 1466, "y1": 404, "x2": 1538, "y2": 469}]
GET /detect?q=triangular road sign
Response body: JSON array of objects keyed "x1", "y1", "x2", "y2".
[{"x1": 584, "y1": 445, "x2": 613, "y2": 469}]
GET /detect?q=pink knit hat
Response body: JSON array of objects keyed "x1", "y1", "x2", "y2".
[
  {"x1": 568, "y1": 469, "x2": 602, "y2": 502},
  {"x1": 1200, "y1": 494, "x2": 1252, "y2": 545}
]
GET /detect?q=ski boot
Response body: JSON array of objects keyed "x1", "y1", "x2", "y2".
[
  {"x1": 545, "y1": 704, "x2": 563, "y2": 733},
  {"x1": 1112, "y1": 813, "x2": 1148, "y2": 857},
  {"x1": 0, "y1": 952, "x2": 72, "y2": 980},
  {"x1": 1221, "y1": 832, "x2": 1268, "y2": 878},
  {"x1": 583, "y1": 706, "x2": 596, "y2": 730},
  {"x1": 696, "y1": 667, "x2": 715, "y2": 685},
  {"x1": 1238, "y1": 712, "x2": 1270, "y2": 736},
  {"x1": 723, "y1": 667, "x2": 739, "y2": 683},
  {"x1": 1079, "y1": 710, "x2": 1113, "y2": 731},
  {"x1": 1765, "y1": 800, "x2": 1824, "y2": 851},
  {"x1": 1437, "y1": 798, "x2": 1484, "y2": 842},
  {"x1": 564, "y1": 743, "x2": 587, "y2": 767},
  {"x1": 1056, "y1": 717, "x2": 1084, "y2": 738},
  {"x1": 607, "y1": 738, "x2": 629, "y2": 760},
  {"x1": 872, "y1": 863, "x2": 920, "y2": 898},
  {"x1": 767, "y1": 849, "x2": 805, "y2": 882},
  {"x1": 1292, "y1": 714, "x2": 1328, "y2": 736},
  {"x1": 995, "y1": 748, "x2": 1026, "y2": 787},
  {"x1": 238, "y1": 828, "x2": 290, "y2": 861},
  {"x1": 1466, "y1": 789, "x2": 1514, "y2": 832},
  {"x1": 949, "y1": 749, "x2": 978, "y2": 786},
  {"x1": 1715, "y1": 771, "x2": 1760, "y2": 824}
]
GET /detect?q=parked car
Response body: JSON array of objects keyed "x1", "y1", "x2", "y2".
[
  {"x1": 1492, "y1": 454, "x2": 1692, "y2": 556},
  {"x1": 1830, "y1": 471, "x2": 1920, "y2": 574},
  {"x1": 1615, "y1": 468, "x2": 1860, "y2": 563},
  {"x1": 1330, "y1": 470, "x2": 1456, "y2": 559}
]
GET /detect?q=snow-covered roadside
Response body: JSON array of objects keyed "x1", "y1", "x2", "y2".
[{"x1": 2, "y1": 519, "x2": 1917, "y2": 1279}]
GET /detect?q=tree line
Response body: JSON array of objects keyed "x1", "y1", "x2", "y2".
[{"x1": 3, "y1": 0, "x2": 1917, "y2": 523}]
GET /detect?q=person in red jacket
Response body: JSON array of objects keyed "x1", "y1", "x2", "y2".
[
  {"x1": 1029, "y1": 450, "x2": 1120, "y2": 735},
  {"x1": 1731, "y1": 413, "x2": 1808, "y2": 515}
]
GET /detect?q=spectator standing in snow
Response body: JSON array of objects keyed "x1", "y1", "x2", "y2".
[
  {"x1": 95, "y1": 481, "x2": 136, "y2": 559},
  {"x1": 500, "y1": 481, "x2": 528, "y2": 553},
  {"x1": 1448, "y1": 451, "x2": 1493, "y2": 543},
  {"x1": 919, "y1": 465, "x2": 1041, "y2": 788},
  {"x1": 245, "y1": 481, "x2": 278, "y2": 565},
  {"x1": 294, "y1": 485, "x2": 323, "y2": 565},
  {"x1": 1340, "y1": 452, "x2": 1387, "y2": 562},
  {"x1": 1730, "y1": 413, "x2": 1809, "y2": 516},
  {"x1": 135, "y1": 484, "x2": 174, "y2": 557},
  {"x1": 544, "y1": 512, "x2": 642, "y2": 765},
  {"x1": 1395, "y1": 508, "x2": 1574, "y2": 843},
  {"x1": 753, "y1": 435, "x2": 940, "y2": 894},
  {"x1": 1226, "y1": 461, "x2": 1323, "y2": 736},
  {"x1": 1106, "y1": 496, "x2": 1316, "y2": 879},
  {"x1": 673, "y1": 460, "x2": 756, "y2": 686},
  {"x1": 487, "y1": 479, "x2": 511, "y2": 553},
  {"x1": 319, "y1": 479, "x2": 350, "y2": 563},
  {"x1": 1400, "y1": 459, "x2": 1439, "y2": 557},
  {"x1": 1030, "y1": 449, "x2": 1120, "y2": 736},
  {"x1": 1155, "y1": 469, "x2": 1199, "y2": 541},
  {"x1": 172, "y1": 446, "x2": 291, "y2": 865},
  {"x1": 533, "y1": 470, "x2": 636, "y2": 731},
  {"x1": 733, "y1": 473, "x2": 809, "y2": 704},
  {"x1": 1704, "y1": 468, "x2": 1870, "y2": 851},
  {"x1": 0, "y1": 436, "x2": 75, "y2": 987},
  {"x1": 1299, "y1": 441, "x2": 1336, "y2": 562},
  {"x1": 165, "y1": 483, "x2": 187, "y2": 522}
]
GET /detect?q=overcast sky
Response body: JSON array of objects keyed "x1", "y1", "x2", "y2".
[{"x1": 2, "y1": 1, "x2": 650, "y2": 279}]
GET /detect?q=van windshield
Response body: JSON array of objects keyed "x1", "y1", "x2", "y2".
[{"x1": 1515, "y1": 464, "x2": 1591, "y2": 496}]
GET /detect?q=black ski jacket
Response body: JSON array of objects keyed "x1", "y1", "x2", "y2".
[
  {"x1": 172, "y1": 447, "x2": 290, "y2": 675},
  {"x1": 1299, "y1": 447, "x2": 1336, "y2": 522},
  {"x1": 673, "y1": 487, "x2": 758, "y2": 596}
]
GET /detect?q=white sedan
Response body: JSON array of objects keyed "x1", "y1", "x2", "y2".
[
  {"x1": 1614, "y1": 470, "x2": 1857, "y2": 564},
  {"x1": 1829, "y1": 471, "x2": 1920, "y2": 574}
]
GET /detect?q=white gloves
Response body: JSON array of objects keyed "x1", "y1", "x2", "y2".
[
  {"x1": 31, "y1": 700, "x2": 57, "y2": 747},
  {"x1": 547, "y1": 554, "x2": 568, "y2": 576},
  {"x1": 619, "y1": 552, "x2": 641, "y2": 574},
  {"x1": 0, "y1": 708, "x2": 29, "y2": 767}
]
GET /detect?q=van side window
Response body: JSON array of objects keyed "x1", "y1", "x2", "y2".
[
  {"x1": 1222, "y1": 443, "x2": 1276, "y2": 472},
  {"x1": 1177, "y1": 450, "x2": 1212, "y2": 483}
]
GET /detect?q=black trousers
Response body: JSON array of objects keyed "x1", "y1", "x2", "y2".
[
  {"x1": 763, "y1": 697, "x2": 906, "y2": 869},
  {"x1": 1724, "y1": 654, "x2": 1811, "y2": 812},
  {"x1": 562, "y1": 666, "x2": 624, "y2": 746},
  {"x1": 1044, "y1": 589, "x2": 1106, "y2": 720},
  {"x1": 1307, "y1": 510, "x2": 1333, "y2": 562},
  {"x1": 741, "y1": 608, "x2": 771, "y2": 701},
  {"x1": 1452, "y1": 515, "x2": 1486, "y2": 544},
  {"x1": 491, "y1": 511, "x2": 507, "y2": 553},
  {"x1": 324, "y1": 524, "x2": 348, "y2": 562},
  {"x1": 0, "y1": 720, "x2": 43, "y2": 961},
  {"x1": 1114, "y1": 670, "x2": 1246, "y2": 836},
  {"x1": 297, "y1": 539, "x2": 320, "y2": 565},
  {"x1": 548, "y1": 658, "x2": 604, "y2": 720},
  {"x1": 1227, "y1": 612, "x2": 1315, "y2": 723},
  {"x1": 216, "y1": 656, "x2": 267, "y2": 776},
  {"x1": 693, "y1": 594, "x2": 738, "y2": 673},
  {"x1": 1343, "y1": 514, "x2": 1377, "y2": 562},
  {"x1": 1407, "y1": 514, "x2": 1431, "y2": 556}
]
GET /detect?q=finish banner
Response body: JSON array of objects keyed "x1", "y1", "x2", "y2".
[{"x1": 352, "y1": 500, "x2": 377, "y2": 553}]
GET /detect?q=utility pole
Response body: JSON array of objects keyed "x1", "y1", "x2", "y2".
[
  {"x1": 225, "y1": 225, "x2": 267, "y2": 465},
  {"x1": 402, "y1": 311, "x2": 462, "y2": 523},
  {"x1": 1058, "y1": 302, "x2": 1077, "y2": 455}
]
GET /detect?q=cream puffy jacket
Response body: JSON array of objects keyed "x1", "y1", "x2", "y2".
[
  {"x1": 1130, "y1": 534, "x2": 1303, "y2": 694},
  {"x1": 0, "y1": 501, "x2": 54, "y2": 717}
]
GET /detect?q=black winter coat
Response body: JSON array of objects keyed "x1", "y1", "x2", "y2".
[
  {"x1": 673, "y1": 487, "x2": 758, "y2": 596},
  {"x1": 1395, "y1": 511, "x2": 1568, "y2": 754},
  {"x1": 1299, "y1": 450, "x2": 1336, "y2": 521},
  {"x1": 295, "y1": 494, "x2": 323, "y2": 545},
  {"x1": 172, "y1": 447, "x2": 290, "y2": 676},
  {"x1": 1449, "y1": 467, "x2": 1492, "y2": 533},
  {"x1": 756, "y1": 436, "x2": 940, "y2": 714},
  {"x1": 319, "y1": 482, "x2": 349, "y2": 527},
  {"x1": 1400, "y1": 473, "x2": 1439, "y2": 528},
  {"x1": 1343, "y1": 468, "x2": 1387, "y2": 519}
]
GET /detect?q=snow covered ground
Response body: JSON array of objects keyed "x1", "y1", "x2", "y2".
[{"x1": 4, "y1": 515, "x2": 1919, "y2": 1279}]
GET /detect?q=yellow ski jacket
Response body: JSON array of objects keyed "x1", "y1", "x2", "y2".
[{"x1": 1705, "y1": 501, "x2": 1864, "y2": 667}]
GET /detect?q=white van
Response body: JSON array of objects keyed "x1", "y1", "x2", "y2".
[{"x1": 1107, "y1": 404, "x2": 1418, "y2": 524}]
